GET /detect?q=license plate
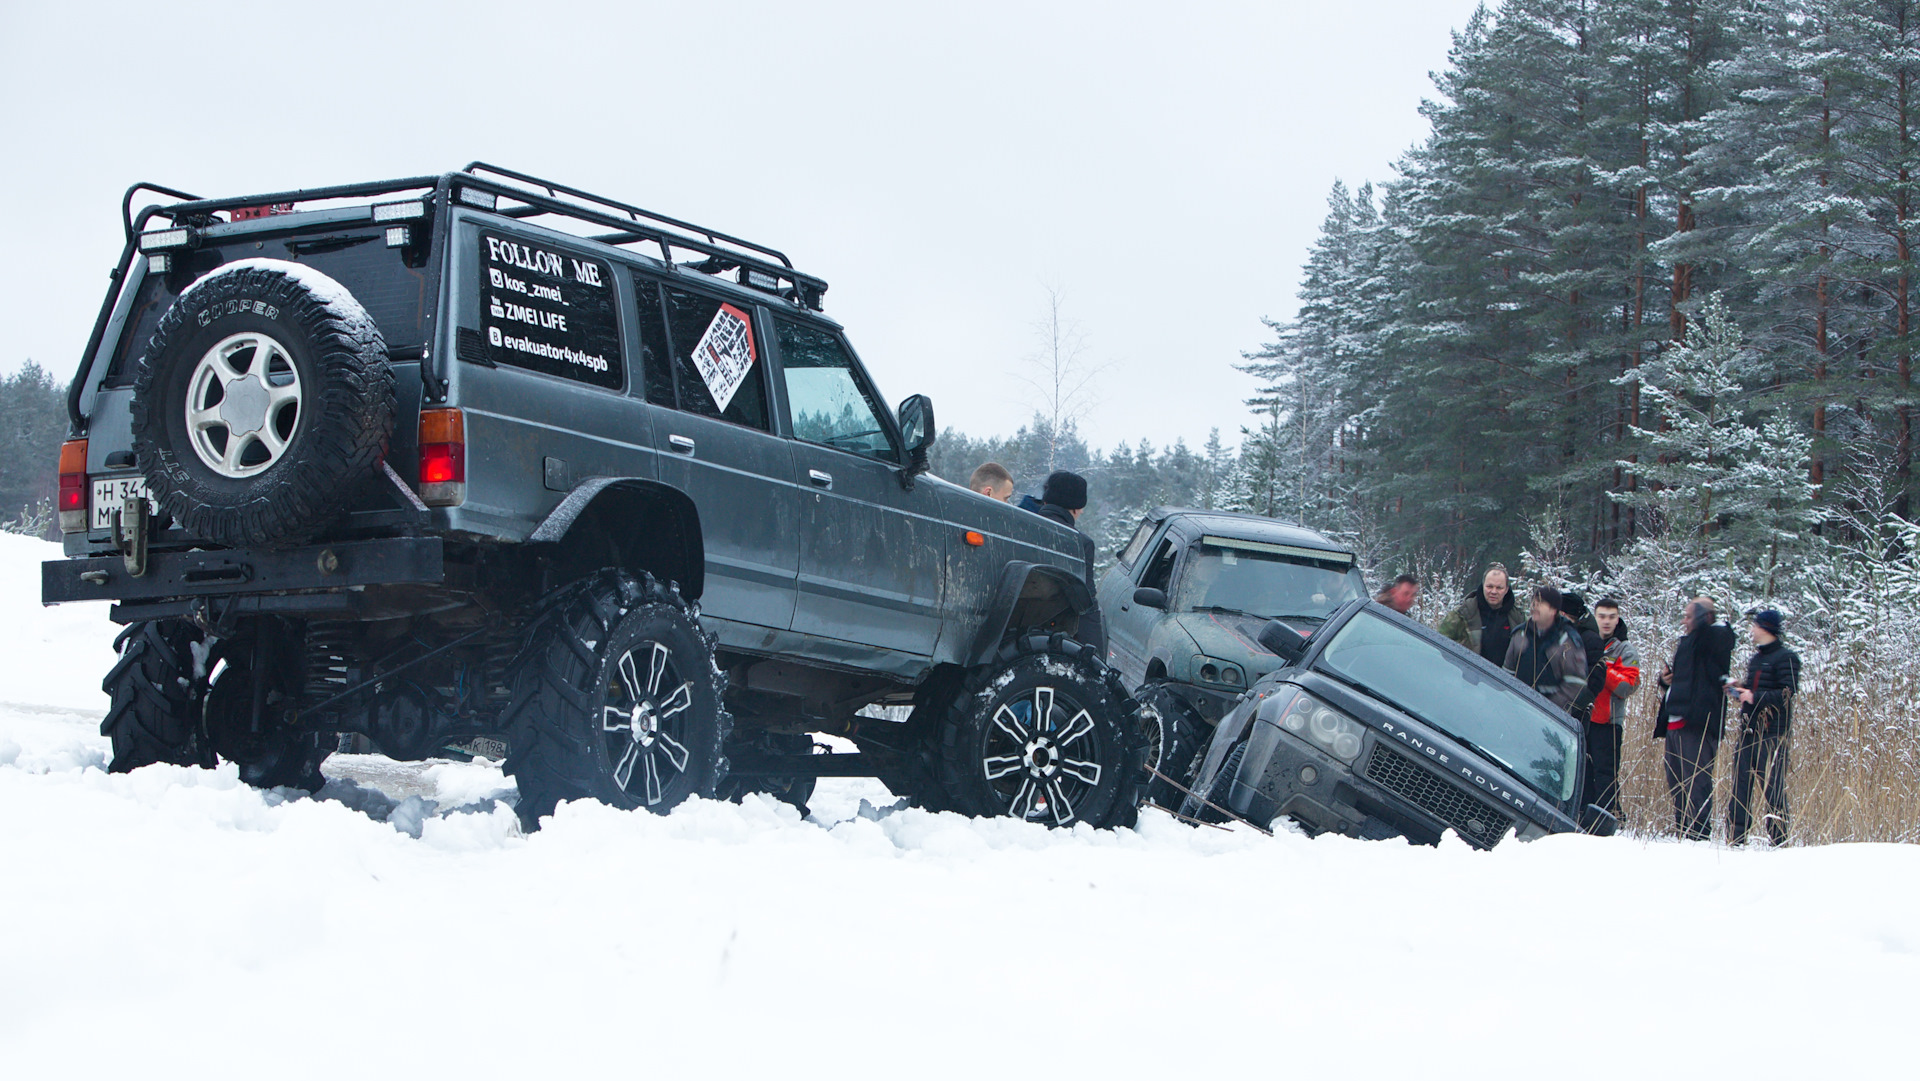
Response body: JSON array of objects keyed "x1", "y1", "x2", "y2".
[{"x1": 91, "y1": 476, "x2": 153, "y2": 531}]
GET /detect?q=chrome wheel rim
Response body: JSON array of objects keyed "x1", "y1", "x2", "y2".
[
  {"x1": 602, "y1": 640, "x2": 695, "y2": 805},
  {"x1": 185, "y1": 331, "x2": 302, "y2": 478},
  {"x1": 981, "y1": 686, "x2": 1105, "y2": 825}
]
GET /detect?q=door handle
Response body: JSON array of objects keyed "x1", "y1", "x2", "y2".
[
  {"x1": 808, "y1": 469, "x2": 834, "y2": 489},
  {"x1": 668, "y1": 434, "x2": 696, "y2": 454}
]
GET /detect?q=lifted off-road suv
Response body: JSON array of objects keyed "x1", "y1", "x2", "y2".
[{"x1": 44, "y1": 164, "x2": 1145, "y2": 828}]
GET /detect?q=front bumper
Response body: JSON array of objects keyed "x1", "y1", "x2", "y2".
[
  {"x1": 43, "y1": 537, "x2": 446, "y2": 615},
  {"x1": 1226, "y1": 722, "x2": 1552, "y2": 849}
]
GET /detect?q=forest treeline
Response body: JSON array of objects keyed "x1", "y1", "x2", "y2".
[
  {"x1": 0, "y1": 363, "x2": 66, "y2": 537},
  {"x1": 938, "y1": 1, "x2": 1920, "y2": 592},
  {"x1": 1244, "y1": 0, "x2": 1920, "y2": 576}
]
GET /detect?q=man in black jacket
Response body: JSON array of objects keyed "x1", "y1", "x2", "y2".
[
  {"x1": 1502, "y1": 584, "x2": 1588, "y2": 712},
  {"x1": 1029, "y1": 471, "x2": 1104, "y2": 654},
  {"x1": 1728, "y1": 609, "x2": 1802, "y2": 846},
  {"x1": 1436, "y1": 564, "x2": 1518, "y2": 666},
  {"x1": 1655, "y1": 597, "x2": 1737, "y2": 840}
]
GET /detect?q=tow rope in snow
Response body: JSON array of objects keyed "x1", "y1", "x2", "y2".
[{"x1": 1141, "y1": 761, "x2": 1273, "y2": 837}]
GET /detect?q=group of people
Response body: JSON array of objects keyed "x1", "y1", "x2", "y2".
[
  {"x1": 969, "y1": 461, "x2": 1104, "y2": 652},
  {"x1": 967, "y1": 460, "x2": 1801, "y2": 845},
  {"x1": 1425, "y1": 563, "x2": 1802, "y2": 845}
]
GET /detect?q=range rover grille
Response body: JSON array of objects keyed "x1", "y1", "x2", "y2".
[{"x1": 1364, "y1": 744, "x2": 1515, "y2": 850}]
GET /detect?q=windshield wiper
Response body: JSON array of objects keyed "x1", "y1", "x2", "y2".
[{"x1": 1192, "y1": 605, "x2": 1254, "y2": 617}]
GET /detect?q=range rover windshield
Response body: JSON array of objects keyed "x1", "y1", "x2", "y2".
[
  {"x1": 1316, "y1": 609, "x2": 1579, "y2": 803},
  {"x1": 1172, "y1": 540, "x2": 1367, "y2": 623}
]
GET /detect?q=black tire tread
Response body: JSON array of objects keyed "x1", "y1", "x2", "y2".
[
  {"x1": 935, "y1": 633, "x2": 1146, "y2": 829},
  {"x1": 503, "y1": 570, "x2": 731, "y2": 829},
  {"x1": 100, "y1": 620, "x2": 210, "y2": 772},
  {"x1": 130, "y1": 263, "x2": 394, "y2": 547}
]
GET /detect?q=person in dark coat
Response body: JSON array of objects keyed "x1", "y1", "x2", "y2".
[
  {"x1": 1436, "y1": 563, "x2": 1518, "y2": 667},
  {"x1": 1728, "y1": 608, "x2": 1802, "y2": 846},
  {"x1": 1029, "y1": 470, "x2": 1104, "y2": 654},
  {"x1": 1571, "y1": 597, "x2": 1640, "y2": 825},
  {"x1": 1654, "y1": 597, "x2": 1737, "y2": 841},
  {"x1": 1502, "y1": 584, "x2": 1588, "y2": 712}
]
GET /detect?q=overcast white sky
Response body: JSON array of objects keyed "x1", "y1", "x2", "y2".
[{"x1": 0, "y1": 0, "x2": 1482, "y2": 455}]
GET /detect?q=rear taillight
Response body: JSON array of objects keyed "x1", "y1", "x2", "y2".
[
  {"x1": 57, "y1": 439, "x2": 88, "y2": 533},
  {"x1": 418, "y1": 409, "x2": 465, "y2": 506}
]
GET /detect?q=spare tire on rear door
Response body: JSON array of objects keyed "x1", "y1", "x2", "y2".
[{"x1": 130, "y1": 259, "x2": 395, "y2": 547}]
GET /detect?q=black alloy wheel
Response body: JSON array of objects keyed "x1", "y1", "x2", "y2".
[
  {"x1": 937, "y1": 633, "x2": 1146, "y2": 829},
  {"x1": 504, "y1": 570, "x2": 729, "y2": 829}
]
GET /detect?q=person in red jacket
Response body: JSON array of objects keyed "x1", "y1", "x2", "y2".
[{"x1": 1573, "y1": 597, "x2": 1641, "y2": 825}]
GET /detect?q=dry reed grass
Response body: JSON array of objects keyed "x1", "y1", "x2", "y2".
[{"x1": 1613, "y1": 678, "x2": 1920, "y2": 845}]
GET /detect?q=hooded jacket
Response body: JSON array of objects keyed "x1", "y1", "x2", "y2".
[
  {"x1": 1739, "y1": 639, "x2": 1801, "y2": 735},
  {"x1": 1437, "y1": 588, "x2": 1519, "y2": 666},
  {"x1": 1655, "y1": 620, "x2": 1736, "y2": 739},
  {"x1": 1503, "y1": 613, "x2": 1589, "y2": 712}
]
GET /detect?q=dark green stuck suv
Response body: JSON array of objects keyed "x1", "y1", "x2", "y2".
[
  {"x1": 42, "y1": 164, "x2": 1146, "y2": 829},
  {"x1": 1095, "y1": 508, "x2": 1366, "y2": 805}
]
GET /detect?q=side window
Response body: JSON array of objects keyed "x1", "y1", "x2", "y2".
[
  {"x1": 1118, "y1": 519, "x2": 1157, "y2": 568},
  {"x1": 632, "y1": 276, "x2": 675, "y2": 407},
  {"x1": 774, "y1": 318, "x2": 899, "y2": 463},
  {"x1": 1139, "y1": 539, "x2": 1178, "y2": 592},
  {"x1": 662, "y1": 286, "x2": 770, "y2": 430},
  {"x1": 479, "y1": 230, "x2": 621, "y2": 389}
]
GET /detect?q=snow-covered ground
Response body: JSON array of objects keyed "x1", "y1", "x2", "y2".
[{"x1": 3, "y1": 532, "x2": 1914, "y2": 1078}]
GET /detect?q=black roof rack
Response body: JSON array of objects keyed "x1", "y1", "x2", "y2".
[{"x1": 124, "y1": 164, "x2": 829, "y2": 311}]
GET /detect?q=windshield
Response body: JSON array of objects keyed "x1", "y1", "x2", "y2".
[
  {"x1": 1173, "y1": 544, "x2": 1367, "y2": 621},
  {"x1": 1316, "y1": 609, "x2": 1579, "y2": 803}
]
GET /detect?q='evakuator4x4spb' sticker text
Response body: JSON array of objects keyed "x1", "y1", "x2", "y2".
[{"x1": 479, "y1": 230, "x2": 621, "y2": 389}]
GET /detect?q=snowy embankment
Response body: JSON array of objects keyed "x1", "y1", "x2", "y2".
[{"x1": 2, "y1": 533, "x2": 1914, "y2": 1078}]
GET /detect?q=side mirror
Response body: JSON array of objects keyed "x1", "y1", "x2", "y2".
[
  {"x1": 896, "y1": 394, "x2": 935, "y2": 486},
  {"x1": 1132, "y1": 587, "x2": 1169, "y2": 610},
  {"x1": 1581, "y1": 804, "x2": 1619, "y2": 837},
  {"x1": 1256, "y1": 619, "x2": 1309, "y2": 662}
]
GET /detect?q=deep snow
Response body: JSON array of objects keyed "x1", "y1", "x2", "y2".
[{"x1": 3, "y1": 532, "x2": 1915, "y2": 1078}]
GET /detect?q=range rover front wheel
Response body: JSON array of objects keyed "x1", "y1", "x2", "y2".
[{"x1": 937, "y1": 634, "x2": 1146, "y2": 829}]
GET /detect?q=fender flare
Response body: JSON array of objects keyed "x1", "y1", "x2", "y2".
[
  {"x1": 964, "y1": 561, "x2": 1093, "y2": 668},
  {"x1": 529, "y1": 477, "x2": 705, "y2": 600}
]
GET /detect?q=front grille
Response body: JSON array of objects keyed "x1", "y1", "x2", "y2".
[{"x1": 1364, "y1": 744, "x2": 1515, "y2": 849}]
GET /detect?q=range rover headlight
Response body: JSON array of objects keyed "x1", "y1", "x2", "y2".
[{"x1": 1275, "y1": 692, "x2": 1366, "y2": 763}]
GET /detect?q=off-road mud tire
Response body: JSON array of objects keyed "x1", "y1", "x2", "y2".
[
  {"x1": 936, "y1": 633, "x2": 1146, "y2": 829},
  {"x1": 130, "y1": 261, "x2": 394, "y2": 547},
  {"x1": 504, "y1": 570, "x2": 730, "y2": 830},
  {"x1": 1137, "y1": 681, "x2": 1207, "y2": 811},
  {"x1": 101, "y1": 620, "x2": 213, "y2": 772},
  {"x1": 203, "y1": 622, "x2": 331, "y2": 791}
]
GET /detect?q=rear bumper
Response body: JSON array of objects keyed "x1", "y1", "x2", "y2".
[{"x1": 42, "y1": 537, "x2": 446, "y2": 607}]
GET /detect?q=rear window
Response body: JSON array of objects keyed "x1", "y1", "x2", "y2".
[
  {"x1": 105, "y1": 230, "x2": 433, "y2": 386},
  {"x1": 477, "y1": 229, "x2": 621, "y2": 390}
]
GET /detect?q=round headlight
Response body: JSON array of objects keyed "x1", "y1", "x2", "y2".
[
  {"x1": 1309, "y1": 707, "x2": 1343, "y2": 745},
  {"x1": 1331, "y1": 731, "x2": 1362, "y2": 761},
  {"x1": 1281, "y1": 704, "x2": 1307, "y2": 732}
]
